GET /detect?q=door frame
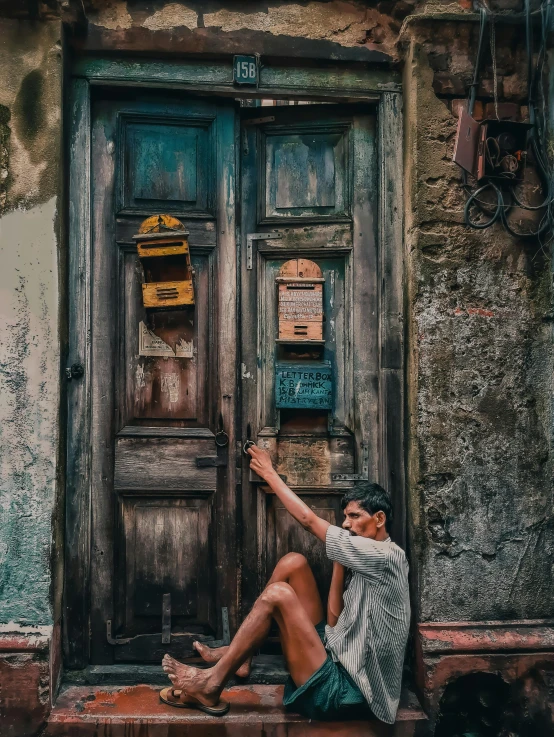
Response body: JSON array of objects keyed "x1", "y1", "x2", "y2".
[{"x1": 64, "y1": 57, "x2": 404, "y2": 669}]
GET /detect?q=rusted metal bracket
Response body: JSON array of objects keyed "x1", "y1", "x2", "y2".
[
  {"x1": 162, "y1": 593, "x2": 171, "y2": 645},
  {"x1": 246, "y1": 233, "x2": 281, "y2": 270},
  {"x1": 210, "y1": 607, "x2": 231, "y2": 648},
  {"x1": 331, "y1": 443, "x2": 369, "y2": 482},
  {"x1": 243, "y1": 116, "x2": 276, "y2": 126},
  {"x1": 106, "y1": 620, "x2": 132, "y2": 646}
]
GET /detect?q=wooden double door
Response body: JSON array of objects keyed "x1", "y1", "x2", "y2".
[{"x1": 85, "y1": 89, "x2": 378, "y2": 665}]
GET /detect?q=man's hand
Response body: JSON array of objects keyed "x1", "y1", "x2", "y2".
[
  {"x1": 247, "y1": 445, "x2": 277, "y2": 481},
  {"x1": 247, "y1": 443, "x2": 330, "y2": 542}
]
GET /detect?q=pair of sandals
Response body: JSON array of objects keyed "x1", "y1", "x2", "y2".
[{"x1": 159, "y1": 686, "x2": 230, "y2": 716}]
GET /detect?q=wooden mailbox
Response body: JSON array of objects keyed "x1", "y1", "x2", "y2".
[
  {"x1": 134, "y1": 214, "x2": 194, "y2": 310},
  {"x1": 277, "y1": 259, "x2": 324, "y2": 342}
]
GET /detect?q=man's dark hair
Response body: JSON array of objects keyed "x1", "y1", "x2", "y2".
[{"x1": 341, "y1": 482, "x2": 393, "y2": 533}]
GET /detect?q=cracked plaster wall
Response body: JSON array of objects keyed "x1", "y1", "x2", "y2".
[
  {"x1": 0, "y1": 20, "x2": 63, "y2": 626},
  {"x1": 85, "y1": 0, "x2": 414, "y2": 60},
  {"x1": 404, "y1": 37, "x2": 554, "y2": 622}
]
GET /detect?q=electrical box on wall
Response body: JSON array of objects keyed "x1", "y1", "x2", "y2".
[{"x1": 134, "y1": 214, "x2": 194, "y2": 310}]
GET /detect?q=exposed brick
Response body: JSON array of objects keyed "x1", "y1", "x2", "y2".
[
  {"x1": 433, "y1": 73, "x2": 467, "y2": 96},
  {"x1": 0, "y1": 651, "x2": 50, "y2": 737},
  {"x1": 451, "y1": 99, "x2": 484, "y2": 121},
  {"x1": 484, "y1": 102, "x2": 520, "y2": 120}
]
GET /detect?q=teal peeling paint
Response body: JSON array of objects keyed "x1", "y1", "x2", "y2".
[{"x1": 0, "y1": 199, "x2": 59, "y2": 626}]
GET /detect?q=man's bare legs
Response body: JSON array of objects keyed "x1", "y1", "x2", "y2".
[
  {"x1": 193, "y1": 553, "x2": 324, "y2": 677},
  {"x1": 162, "y1": 579, "x2": 327, "y2": 707}
]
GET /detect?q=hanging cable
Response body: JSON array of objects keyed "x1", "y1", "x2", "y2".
[{"x1": 460, "y1": 0, "x2": 554, "y2": 241}]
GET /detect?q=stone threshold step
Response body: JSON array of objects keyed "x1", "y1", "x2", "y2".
[
  {"x1": 46, "y1": 684, "x2": 427, "y2": 737},
  {"x1": 63, "y1": 655, "x2": 289, "y2": 687}
]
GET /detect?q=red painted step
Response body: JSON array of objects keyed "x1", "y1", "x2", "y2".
[{"x1": 46, "y1": 684, "x2": 427, "y2": 736}]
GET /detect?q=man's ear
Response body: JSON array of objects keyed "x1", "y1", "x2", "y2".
[{"x1": 375, "y1": 511, "x2": 386, "y2": 529}]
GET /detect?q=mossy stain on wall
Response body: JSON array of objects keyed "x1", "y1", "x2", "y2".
[{"x1": 13, "y1": 69, "x2": 45, "y2": 146}]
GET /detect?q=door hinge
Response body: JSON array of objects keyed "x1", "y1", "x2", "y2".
[{"x1": 246, "y1": 233, "x2": 281, "y2": 270}]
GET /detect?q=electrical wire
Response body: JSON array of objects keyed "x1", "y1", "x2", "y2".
[{"x1": 460, "y1": 0, "x2": 554, "y2": 241}]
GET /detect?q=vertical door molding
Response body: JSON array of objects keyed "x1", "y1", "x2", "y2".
[
  {"x1": 378, "y1": 91, "x2": 405, "y2": 547},
  {"x1": 64, "y1": 78, "x2": 92, "y2": 668}
]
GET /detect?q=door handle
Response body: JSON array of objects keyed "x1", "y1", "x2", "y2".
[{"x1": 243, "y1": 440, "x2": 256, "y2": 455}]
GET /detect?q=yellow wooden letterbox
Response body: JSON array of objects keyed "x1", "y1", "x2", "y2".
[
  {"x1": 277, "y1": 259, "x2": 324, "y2": 342},
  {"x1": 134, "y1": 215, "x2": 194, "y2": 310}
]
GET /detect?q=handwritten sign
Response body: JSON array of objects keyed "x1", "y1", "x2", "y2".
[{"x1": 275, "y1": 361, "x2": 333, "y2": 410}]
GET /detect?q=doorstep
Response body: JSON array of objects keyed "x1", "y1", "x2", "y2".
[{"x1": 45, "y1": 683, "x2": 427, "y2": 737}]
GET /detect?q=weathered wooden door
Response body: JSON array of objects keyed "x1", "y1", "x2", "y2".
[
  {"x1": 89, "y1": 90, "x2": 238, "y2": 663},
  {"x1": 239, "y1": 104, "x2": 379, "y2": 615}
]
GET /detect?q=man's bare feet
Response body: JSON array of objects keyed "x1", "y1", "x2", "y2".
[
  {"x1": 162, "y1": 654, "x2": 221, "y2": 706},
  {"x1": 193, "y1": 641, "x2": 252, "y2": 678}
]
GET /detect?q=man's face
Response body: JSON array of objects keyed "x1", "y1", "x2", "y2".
[{"x1": 342, "y1": 501, "x2": 386, "y2": 539}]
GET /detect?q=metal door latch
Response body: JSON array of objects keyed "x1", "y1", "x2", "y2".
[
  {"x1": 106, "y1": 619, "x2": 132, "y2": 646},
  {"x1": 246, "y1": 233, "x2": 281, "y2": 270}
]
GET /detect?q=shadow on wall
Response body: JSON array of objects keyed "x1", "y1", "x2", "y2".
[{"x1": 434, "y1": 669, "x2": 553, "y2": 737}]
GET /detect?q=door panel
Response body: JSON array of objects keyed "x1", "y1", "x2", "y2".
[
  {"x1": 121, "y1": 251, "x2": 211, "y2": 424},
  {"x1": 90, "y1": 91, "x2": 237, "y2": 664},
  {"x1": 266, "y1": 495, "x2": 340, "y2": 606},
  {"x1": 261, "y1": 124, "x2": 349, "y2": 220},
  {"x1": 240, "y1": 105, "x2": 378, "y2": 616}
]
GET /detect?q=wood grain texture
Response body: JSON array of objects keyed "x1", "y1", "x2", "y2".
[
  {"x1": 120, "y1": 116, "x2": 215, "y2": 217},
  {"x1": 378, "y1": 92, "x2": 405, "y2": 548},
  {"x1": 75, "y1": 58, "x2": 400, "y2": 98},
  {"x1": 90, "y1": 97, "x2": 118, "y2": 664},
  {"x1": 64, "y1": 78, "x2": 92, "y2": 668},
  {"x1": 266, "y1": 495, "x2": 342, "y2": 607},
  {"x1": 240, "y1": 106, "x2": 378, "y2": 615},
  {"x1": 119, "y1": 496, "x2": 213, "y2": 634},
  {"x1": 259, "y1": 120, "x2": 350, "y2": 223},
  {"x1": 114, "y1": 438, "x2": 217, "y2": 491},
  {"x1": 211, "y1": 100, "x2": 239, "y2": 636}
]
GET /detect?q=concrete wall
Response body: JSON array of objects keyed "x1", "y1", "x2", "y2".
[
  {"x1": 0, "y1": 18, "x2": 63, "y2": 628},
  {"x1": 0, "y1": 19, "x2": 63, "y2": 735},
  {"x1": 403, "y1": 26, "x2": 553, "y2": 625}
]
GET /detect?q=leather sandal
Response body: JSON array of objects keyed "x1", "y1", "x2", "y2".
[{"x1": 159, "y1": 686, "x2": 230, "y2": 715}]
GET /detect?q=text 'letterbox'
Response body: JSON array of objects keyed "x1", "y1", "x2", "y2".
[{"x1": 275, "y1": 361, "x2": 333, "y2": 410}]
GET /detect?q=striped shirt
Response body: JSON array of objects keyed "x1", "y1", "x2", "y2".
[{"x1": 324, "y1": 525, "x2": 410, "y2": 724}]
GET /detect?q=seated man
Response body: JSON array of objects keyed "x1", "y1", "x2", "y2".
[{"x1": 161, "y1": 444, "x2": 410, "y2": 726}]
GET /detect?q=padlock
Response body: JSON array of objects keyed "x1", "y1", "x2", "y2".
[{"x1": 134, "y1": 214, "x2": 194, "y2": 310}]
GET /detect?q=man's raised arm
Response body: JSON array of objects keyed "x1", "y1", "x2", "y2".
[{"x1": 248, "y1": 445, "x2": 330, "y2": 542}]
